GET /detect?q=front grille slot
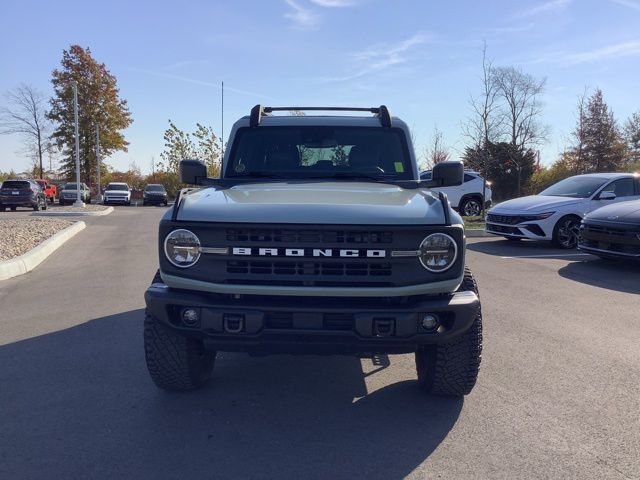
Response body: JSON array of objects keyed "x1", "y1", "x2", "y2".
[
  {"x1": 227, "y1": 260, "x2": 392, "y2": 277},
  {"x1": 226, "y1": 228, "x2": 393, "y2": 244},
  {"x1": 487, "y1": 214, "x2": 538, "y2": 225}
]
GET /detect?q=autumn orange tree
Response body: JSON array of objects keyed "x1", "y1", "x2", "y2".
[{"x1": 48, "y1": 45, "x2": 132, "y2": 185}]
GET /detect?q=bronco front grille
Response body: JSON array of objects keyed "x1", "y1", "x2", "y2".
[
  {"x1": 227, "y1": 260, "x2": 392, "y2": 277},
  {"x1": 226, "y1": 228, "x2": 393, "y2": 244}
]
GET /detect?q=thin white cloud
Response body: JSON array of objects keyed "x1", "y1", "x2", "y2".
[
  {"x1": 284, "y1": 0, "x2": 319, "y2": 29},
  {"x1": 321, "y1": 33, "x2": 430, "y2": 82},
  {"x1": 564, "y1": 40, "x2": 640, "y2": 63},
  {"x1": 163, "y1": 60, "x2": 210, "y2": 71},
  {"x1": 310, "y1": 0, "x2": 356, "y2": 6},
  {"x1": 515, "y1": 0, "x2": 572, "y2": 18},
  {"x1": 132, "y1": 68, "x2": 277, "y2": 100},
  {"x1": 533, "y1": 40, "x2": 640, "y2": 64},
  {"x1": 609, "y1": 0, "x2": 640, "y2": 11}
]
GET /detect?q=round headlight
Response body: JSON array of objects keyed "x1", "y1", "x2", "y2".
[
  {"x1": 419, "y1": 233, "x2": 458, "y2": 272},
  {"x1": 164, "y1": 229, "x2": 201, "y2": 268}
]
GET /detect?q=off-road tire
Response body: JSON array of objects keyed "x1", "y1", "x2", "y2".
[
  {"x1": 144, "y1": 271, "x2": 215, "y2": 391},
  {"x1": 415, "y1": 266, "x2": 482, "y2": 396}
]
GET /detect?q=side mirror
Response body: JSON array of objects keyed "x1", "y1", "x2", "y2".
[
  {"x1": 598, "y1": 191, "x2": 616, "y2": 200},
  {"x1": 180, "y1": 159, "x2": 208, "y2": 185},
  {"x1": 422, "y1": 161, "x2": 464, "y2": 188}
]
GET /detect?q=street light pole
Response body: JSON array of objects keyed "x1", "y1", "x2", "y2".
[
  {"x1": 96, "y1": 124, "x2": 102, "y2": 203},
  {"x1": 72, "y1": 81, "x2": 85, "y2": 208}
]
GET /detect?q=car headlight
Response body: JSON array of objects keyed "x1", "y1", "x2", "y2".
[
  {"x1": 533, "y1": 212, "x2": 555, "y2": 220},
  {"x1": 419, "y1": 233, "x2": 458, "y2": 272},
  {"x1": 164, "y1": 229, "x2": 201, "y2": 268}
]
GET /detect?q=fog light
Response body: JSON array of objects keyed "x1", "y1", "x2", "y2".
[
  {"x1": 421, "y1": 314, "x2": 439, "y2": 331},
  {"x1": 182, "y1": 308, "x2": 199, "y2": 327}
]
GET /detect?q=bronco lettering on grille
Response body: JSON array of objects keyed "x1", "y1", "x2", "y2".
[{"x1": 231, "y1": 247, "x2": 386, "y2": 258}]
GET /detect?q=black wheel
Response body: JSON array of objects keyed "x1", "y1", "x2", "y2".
[
  {"x1": 42, "y1": 200, "x2": 47, "y2": 211},
  {"x1": 460, "y1": 197, "x2": 482, "y2": 217},
  {"x1": 504, "y1": 236, "x2": 522, "y2": 242},
  {"x1": 87, "y1": 197, "x2": 91, "y2": 204},
  {"x1": 10, "y1": 206, "x2": 17, "y2": 211},
  {"x1": 415, "y1": 266, "x2": 483, "y2": 397},
  {"x1": 33, "y1": 202, "x2": 40, "y2": 211},
  {"x1": 0, "y1": 206, "x2": 5, "y2": 212},
  {"x1": 143, "y1": 201, "x2": 147, "y2": 206},
  {"x1": 552, "y1": 215, "x2": 581, "y2": 249},
  {"x1": 164, "y1": 200, "x2": 168, "y2": 206}
]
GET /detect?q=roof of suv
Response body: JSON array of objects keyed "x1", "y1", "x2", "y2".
[{"x1": 235, "y1": 114, "x2": 409, "y2": 129}]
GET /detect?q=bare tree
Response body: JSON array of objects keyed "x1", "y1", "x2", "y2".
[
  {"x1": 492, "y1": 66, "x2": 548, "y2": 195},
  {"x1": 462, "y1": 42, "x2": 502, "y2": 149},
  {"x1": 0, "y1": 84, "x2": 51, "y2": 178},
  {"x1": 426, "y1": 125, "x2": 450, "y2": 168}
]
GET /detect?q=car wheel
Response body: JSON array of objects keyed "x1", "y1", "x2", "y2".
[
  {"x1": 42, "y1": 199, "x2": 47, "y2": 211},
  {"x1": 10, "y1": 206, "x2": 17, "y2": 211},
  {"x1": 460, "y1": 197, "x2": 482, "y2": 217},
  {"x1": 415, "y1": 266, "x2": 482, "y2": 396},
  {"x1": 552, "y1": 215, "x2": 581, "y2": 249}
]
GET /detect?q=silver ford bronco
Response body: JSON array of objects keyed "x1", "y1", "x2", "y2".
[{"x1": 144, "y1": 106, "x2": 482, "y2": 396}]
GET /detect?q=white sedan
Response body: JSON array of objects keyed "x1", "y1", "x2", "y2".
[{"x1": 486, "y1": 173, "x2": 640, "y2": 248}]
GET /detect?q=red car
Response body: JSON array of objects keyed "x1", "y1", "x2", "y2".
[{"x1": 36, "y1": 179, "x2": 57, "y2": 204}]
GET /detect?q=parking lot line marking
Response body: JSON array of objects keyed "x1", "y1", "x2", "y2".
[{"x1": 500, "y1": 253, "x2": 592, "y2": 259}]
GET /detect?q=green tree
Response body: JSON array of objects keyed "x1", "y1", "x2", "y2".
[
  {"x1": 575, "y1": 89, "x2": 626, "y2": 172},
  {"x1": 48, "y1": 45, "x2": 132, "y2": 185},
  {"x1": 159, "y1": 120, "x2": 221, "y2": 176},
  {"x1": 624, "y1": 111, "x2": 640, "y2": 165}
]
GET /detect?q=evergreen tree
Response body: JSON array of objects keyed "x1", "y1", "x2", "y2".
[
  {"x1": 48, "y1": 45, "x2": 132, "y2": 184},
  {"x1": 624, "y1": 111, "x2": 640, "y2": 164},
  {"x1": 580, "y1": 89, "x2": 626, "y2": 172}
]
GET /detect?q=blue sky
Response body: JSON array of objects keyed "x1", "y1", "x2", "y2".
[{"x1": 1, "y1": 0, "x2": 639, "y2": 174}]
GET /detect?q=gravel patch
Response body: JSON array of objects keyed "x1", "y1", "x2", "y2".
[
  {"x1": 52, "y1": 205, "x2": 109, "y2": 212},
  {"x1": 0, "y1": 218, "x2": 73, "y2": 261}
]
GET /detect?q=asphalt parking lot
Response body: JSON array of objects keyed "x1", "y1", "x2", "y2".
[{"x1": 0, "y1": 208, "x2": 638, "y2": 479}]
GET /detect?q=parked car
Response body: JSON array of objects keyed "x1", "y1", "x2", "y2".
[
  {"x1": 144, "y1": 104, "x2": 483, "y2": 397},
  {"x1": 36, "y1": 179, "x2": 57, "y2": 204},
  {"x1": 103, "y1": 182, "x2": 131, "y2": 205},
  {"x1": 420, "y1": 170, "x2": 492, "y2": 216},
  {"x1": 486, "y1": 173, "x2": 640, "y2": 248},
  {"x1": 578, "y1": 199, "x2": 640, "y2": 261},
  {"x1": 142, "y1": 184, "x2": 168, "y2": 206},
  {"x1": 59, "y1": 182, "x2": 91, "y2": 205},
  {"x1": 0, "y1": 179, "x2": 47, "y2": 211}
]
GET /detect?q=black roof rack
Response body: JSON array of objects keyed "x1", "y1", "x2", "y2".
[{"x1": 249, "y1": 105, "x2": 392, "y2": 128}]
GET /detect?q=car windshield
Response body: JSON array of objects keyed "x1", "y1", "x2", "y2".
[
  {"x1": 539, "y1": 176, "x2": 609, "y2": 198},
  {"x1": 63, "y1": 183, "x2": 82, "y2": 190},
  {"x1": 107, "y1": 184, "x2": 128, "y2": 191},
  {"x1": 226, "y1": 126, "x2": 412, "y2": 180},
  {"x1": 145, "y1": 185, "x2": 165, "y2": 192},
  {"x1": 1, "y1": 181, "x2": 30, "y2": 189}
]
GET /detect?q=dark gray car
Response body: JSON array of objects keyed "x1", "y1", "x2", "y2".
[{"x1": 0, "y1": 179, "x2": 47, "y2": 211}]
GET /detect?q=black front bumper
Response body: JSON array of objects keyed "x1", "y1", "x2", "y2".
[
  {"x1": 143, "y1": 196, "x2": 167, "y2": 204},
  {"x1": 144, "y1": 284, "x2": 480, "y2": 355}
]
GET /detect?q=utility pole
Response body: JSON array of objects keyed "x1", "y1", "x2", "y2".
[
  {"x1": 72, "y1": 81, "x2": 85, "y2": 208},
  {"x1": 96, "y1": 124, "x2": 102, "y2": 203},
  {"x1": 221, "y1": 81, "x2": 224, "y2": 161}
]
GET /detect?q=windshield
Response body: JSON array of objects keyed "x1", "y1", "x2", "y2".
[
  {"x1": 1, "y1": 181, "x2": 30, "y2": 189},
  {"x1": 107, "y1": 184, "x2": 128, "y2": 191},
  {"x1": 63, "y1": 183, "x2": 82, "y2": 190},
  {"x1": 145, "y1": 185, "x2": 165, "y2": 192},
  {"x1": 539, "y1": 176, "x2": 608, "y2": 198},
  {"x1": 226, "y1": 126, "x2": 412, "y2": 180}
]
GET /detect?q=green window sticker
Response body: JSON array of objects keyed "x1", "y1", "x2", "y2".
[{"x1": 394, "y1": 162, "x2": 405, "y2": 173}]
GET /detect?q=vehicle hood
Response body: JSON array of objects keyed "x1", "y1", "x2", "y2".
[
  {"x1": 586, "y1": 199, "x2": 640, "y2": 224},
  {"x1": 176, "y1": 182, "x2": 446, "y2": 225},
  {"x1": 491, "y1": 195, "x2": 582, "y2": 213}
]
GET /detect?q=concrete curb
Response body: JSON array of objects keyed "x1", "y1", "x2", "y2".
[
  {"x1": 32, "y1": 206, "x2": 114, "y2": 217},
  {"x1": 466, "y1": 229, "x2": 492, "y2": 238},
  {"x1": 0, "y1": 221, "x2": 86, "y2": 281}
]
